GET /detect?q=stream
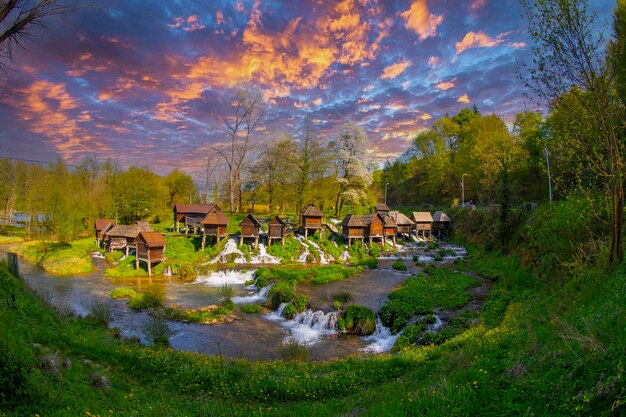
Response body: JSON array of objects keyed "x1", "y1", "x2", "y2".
[{"x1": 0, "y1": 240, "x2": 476, "y2": 361}]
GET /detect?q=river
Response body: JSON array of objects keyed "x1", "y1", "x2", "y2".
[{"x1": 0, "y1": 241, "x2": 469, "y2": 361}]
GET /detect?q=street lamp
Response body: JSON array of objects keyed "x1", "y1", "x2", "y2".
[
  {"x1": 384, "y1": 183, "x2": 390, "y2": 204},
  {"x1": 461, "y1": 174, "x2": 468, "y2": 207}
]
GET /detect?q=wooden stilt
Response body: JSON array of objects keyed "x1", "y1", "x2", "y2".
[
  {"x1": 201, "y1": 234, "x2": 206, "y2": 251},
  {"x1": 239, "y1": 235, "x2": 243, "y2": 245},
  {"x1": 148, "y1": 262, "x2": 152, "y2": 276},
  {"x1": 305, "y1": 229, "x2": 308, "y2": 240},
  {"x1": 125, "y1": 245, "x2": 129, "y2": 257},
  {"x1": 255, "y1": 237, "x2": 259, "y2": 249},
  {"x1": 135, "y1": 257, "x2": 139, "y2": 270}
]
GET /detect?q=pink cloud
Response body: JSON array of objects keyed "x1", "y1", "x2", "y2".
[
  {"x1": 455, "y1": 31, "x2": 505, "y2": 54},
  {"x1": 380, "y1": 60, "x2": 412, "y2": 80},
  {"x1": 399, "y1": 0, "x2": 443, "y2": 40}
]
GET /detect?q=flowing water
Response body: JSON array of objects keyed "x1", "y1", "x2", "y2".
[{"x1": 0, "y1": 239, "x2": 471, "y2": 361}]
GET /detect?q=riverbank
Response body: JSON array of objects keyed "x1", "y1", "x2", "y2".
[{"x1": 2, "y1": 237, "x2": 623, "y2": 415}]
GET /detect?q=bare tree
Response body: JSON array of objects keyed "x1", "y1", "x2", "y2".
[
  {"x1": 203, "y1": 150, "x2": 220, "y2": 204},
  {"x1": 521, "y1": 0, "x2": 625, "y2": 264},
  {"x1": 0, "y1": 0, "x2": 78, "y2": 68},
  {"x1": 334, "y1": 123, "x2": 372, "y2": 217},
  {"x1": 211, "y1": 86, "x2": 264, "y2": 213}
]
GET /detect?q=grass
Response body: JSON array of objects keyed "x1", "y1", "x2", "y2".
[
  {"x1": 240, "y1": 303, "x2": 262, "y2": 314},
  {"x1": 0, "y1": 235, "x2": 24, "y2": 244},
  {"x1": 2, "y1": 222, "x2": 626, "y2": 415},
  {"x1": 103, "y1": 255, "x2": 147, "y2": 278},
  {"x1": 255, "y1": 265, "x2": 361, "y2": 289},
  {"x1": 380, "y1": 267, "x2": 479, "y2": 333},
  {"x1": 13, "y1": 238, "x2": 95, "y2": 276},
  {"x1": 155, "y1": 301, "x2": 238, "y2": 324},
  {"x1": 267, "y1": 237, "x2": 301, "y2": 262}
]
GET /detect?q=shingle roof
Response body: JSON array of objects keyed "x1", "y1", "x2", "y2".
[
  {"x1": 389, "y1": 211, "x2": 414, "y2": 226},
  {"x1": 95, "y1": 219, "x2": 115, "y2": 231},
  {"x1": 375, "y1": 202, "x2": 390, "y2": 212},
  {"x1": 105, "y1": 225, "x2": 134, "y2": 238},
  {"x1": 301, "y1": 204, "x2": 323, "y2": 217},
  {"x1": 411, "y1": 212, "x2": 434, "y2": 223},
  {"x1": 341, "y1": 214, "x2": 364, "y2": 227},
  {"x1": 139, "y1": 231, "x2": 166, "y2": 247},
  {"x1": 201, "y1": 209, "x2": 229, "y2": 225},
  {"x1": 359, "y1": 213, "x2": 383, "y2": 225},
  {"x1": 269, "y1": 215, "x2": 286, "y2": 226},
  {"x1": 174, "y1": 203, "x2": 217, "y2": 214},
  {"x1": 135, "y1": 221, "x2": 152, "y2": 232},
  {"x1": 433, "y1": 211, "x2": 451, "y2": 223},
  {"x1": 240, "y1": 213, "x2": 261, "y2": 227},
  {"x1": 383, "y1": 215, "x2": 397, "y2": 227}
]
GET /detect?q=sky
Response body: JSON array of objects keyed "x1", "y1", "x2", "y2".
[{"x1": 0, "y1": 0, "x2": 615, "y2": 180}]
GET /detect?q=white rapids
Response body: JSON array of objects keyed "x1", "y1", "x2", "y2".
[
  {"x1": 194, "y1": 269, "x2": 256, "y2": 286},
  {"x1": 360, "y1": 317, "x2": 401, "y2": 354},
  {"x1": 232, "y1": 284, "x2": 272, "y2": 304},
  {"x1": 266, "y1": 303, "x2": 339, "y2": 345}
]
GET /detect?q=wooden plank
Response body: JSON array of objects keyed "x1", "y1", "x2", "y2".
[{"x1": 8, "y1": 252, "x2": 19, "y2": 277}]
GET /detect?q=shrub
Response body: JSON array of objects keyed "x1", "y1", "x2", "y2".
[
  {"x1": 333, "y1": 293, "x2": 353, "y2": 303},
  {"x1": 143, "y1": 317, "x2": 170, "y2": 347},
  {"x1": 109, "y1": 287, "x2": 137, "y2": 299},
  {"x1": 368, "y1": 244, "x2": 381, "y2": 258},
  {"x1": 0, "y1": 334, "x2": 33, "y2": 405},
  {"x1": 333, "y1": 301, "x2": 342, "y2": 311},
  {"x1": 89, "y1": 300, "x2": 112, "y2": 325},
  {"x1": 176, "y1": 263, "x2": 196, "y2": 281},
  {"x1": 341, "y1": 304, "x2": 376, "y2": 335},
  {"x1": 240, "y1": 304, "x2": 262, "y2": 314},
  {"x1": 279, "y1": 339, "x2": 309, "y2": 362},
  {"x1": 105, "y1": 251, "x2": 123, "y2": 263},
  {"x1": 267, "y1": 281, "x2": 296, "y2": 309},
  {"x1": 391, "y1": 322, "x2": 427, "y2": 352},
  {"x1": 128, "y1": 287, "x2": 164, "y2": 310},
  {"x1": 356, "y1": 258, "x2": 378, "y2": 269},
  {"x1": 293, "y1": 295, "x2": 308, "y2": 313},
  {"x1": 283, "y1": 303, "x2": 297, "y2": 320},
  {"x1": 392, "y1": 259, "x2": 407, "y2": 271},
  {"x1": 218, "y1": 284, "x2": 234, "y2": 303}
]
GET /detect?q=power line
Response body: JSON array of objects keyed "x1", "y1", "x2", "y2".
[{"x1": 0, "y1": 155, "x2": 79, "y2": 167}]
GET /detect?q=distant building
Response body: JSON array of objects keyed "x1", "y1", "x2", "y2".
[
  {"x1": 389, "y1": 211, "x2": 414, "y2": 236},
  {"x1": 239, "y1": 213, "x2": 262, "y2": 248},
  {"x1": 300, "y1": 204, "x2": 323, "y2": 239},
  {"x1": 173, "y1": 203, "x2": 217, "y2": 234},
  {"x1": 374, "y1": 202, "x2": 390, "y2": 215},
  {"x1": 432, "y1": 211, "x2": 451, "y2": 238},
  {"x1": 135, "y1": 231, "x2": 166, "y2": 276},
  {"x1": 201, "y1": 207, "x2": 229, "y2": 250},
  {"x1": 359, "y1": 212, "x2": 385, "y2": 244},
  {"x1": 104, "y1": 221, "x2": 152, "y2": 255},
  {"x1": 268, "y1": 215, "x2": 287, "y2": 246},
  {"x1": 411, "y1": 212, "x2": 433, "y2": 238},
  {"x1": 340, "y1": 214, "x2": 365, "y2": 246},
  {"x1": 94, "y1": 219, "x2": 115, "y2": 248}
]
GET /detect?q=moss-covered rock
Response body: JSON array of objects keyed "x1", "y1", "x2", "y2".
[
  {"x1": 267, "y1": 281, "x2": 296, "y2": 310},
  {"x1": 340, "y1": 304, "x2": 376, "y2": 335}
]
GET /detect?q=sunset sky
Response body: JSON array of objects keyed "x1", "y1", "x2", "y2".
[{"x1": 0, "y1": 0, "x2": 614, "y2": 179}]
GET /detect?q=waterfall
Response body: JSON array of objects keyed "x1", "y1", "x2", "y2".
[
  {"x1": 339, "y1": 249, "x2": 349, "y2": 261},
  {"x1": 360, "y1": 317, "x2": 401, "y2": 354},
  {"x1": 194, "y1": 269, "x2": 256, "y2": 286},
  {"x1": 296, "y1": 236, "x2": 311, "y2": 262},
  {"x1": 164, "y1": 265, "x2": 172, "y2": 276},
  {"x1": 246, "y1": 243, "x2": 281, "y2": 264},
  {"x1": 265, "y1": 304, "x2": 339, "y2": 345},
  {"x1": 307, "y1": 240, "x2": 331, "y2": 263},
  {"x1": 232, "y1": 284, "x2": 272, "y2": 304},
  {"x1": 209, "y1": 238, "x2": 244, "y2": 264}
]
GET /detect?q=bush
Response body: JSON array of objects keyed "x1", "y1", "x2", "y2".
[
  {"x1": 240, "y1": 304, "x2": 262, "y2": 314},
  {"x1": 391, "y1": 322, "x2": 427, "y2": 352},
  {"x1": 293, "y1": 295, "x2": 308, "y2": 313},
  {"x1": 109, "y1": 287, "x2": 137, "y2": 299},
  {"x1": 341, "y1": 304, "x2": 376, "y2": 335},
  {"x1": 392, "y1": 259, "x2": 407, "y2": 271},
  {"x1": 333, "y1": 293, "x2": 353, "y2": 303},
  {"x1": 333, "y1": 301, "x2": 342, "y2": 311},
  {"x1": 368, "y1": 244, "x2": 381, "y2": 258},
  {"x1": 283, "y1": 303, "x2": 297, "y2": 320},
  {"x1": 176, "y1": 263, "x2": 196, "y2": 281},
  {"x1": 356, "y1": 258, "x2": 378, "y2": 269},
  {"x1": 218, "y1": 284, "x2": 234, "y2": 303},
  {"x1": 279, "y1": 339, "x2": 309, "y2": 362},
  {"x1": 105, "y1": 251, "x2": 124, "y2": 263},
  {"x1": 89, "y1": 300, "x2": 112, "y2": 325},
  {"x1": 143, "y1": 317, "x2": 170, "y2": 347},
  {"x1": 267, "y1": 281, "x2": 296, "y2": 309},
  {"x1": 128, "y1": 287, "x2": 164, "y2": 310},
  {"x1": 0, "y1": 334, "x2": 33, "y2": 405}
]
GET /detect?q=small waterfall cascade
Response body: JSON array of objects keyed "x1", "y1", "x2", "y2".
[
  {"x1": 361, "y1": 317, "x2": 401, "y2": 354},
  {"x1": 195, "y1": 269, "x2": 256, "y2": 286},
  {"x1": 307, "y1": 240, "x2": 331, "y2": 263},
  {"x1": 209, "y1": 238, "x2": 244, "y2": 264},
  {"x1": 246, "y1": 244, "x2": 281, "y2": 264},
  {"x1": 266, "y1": 303, "x2": 339, "y2": 345},
  {"x1": 296, "y1": 236, "x2": 311, "y2": 262},
  {"x1": 164, "y1": 265, "x2": 172, "y2": 276}
]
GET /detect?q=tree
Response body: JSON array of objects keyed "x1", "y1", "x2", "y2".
[
  {"x1": 333, "y1": 123, "x2": 372, "y2": 216},
  {"x1": 164, "y1": 168, "x2": 195, "y2": 207},
  {"x1": 0, "y1": 0, "x2": 77, "y2": 68},
  {"x1": 521, "y1": 0, "x2": 625, "y2": 264},
  {"x1": 211, "y1": 86, "x2": 265, "y2": 213}
]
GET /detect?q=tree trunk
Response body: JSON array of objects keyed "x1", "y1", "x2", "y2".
[{"x1": 228, "y1": 168, "x2": 234, "y2": 213}]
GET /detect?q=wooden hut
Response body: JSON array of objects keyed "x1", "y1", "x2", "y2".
[
  {"x1": 135, "y1": 231, "x2": 166, "y2": 276},
  {"x1": 375, "y1": 202, "x2": 390, "y2": 215},
  {"x1": 104, "y1": 221, "x2": 152, "y2": 255},
  {"x1": 411, "y1": 212, "x2": 433, "y2": 238},
  {"x1": 383, "y1": 215, "x2": 397, "y2": 244},
  {"x1": 268, "y1": 215, "x2": 287, "y2": 246},
  {"x1": 389, "y1": 211, "x2": 414, "y2": 236},
  {"x1": 174, "y1": 203, "x2": 217, "y2": 233},
  {"x1": 239, "y1": 213, "x2": 262, "y2": 248},
  {"x1": 95, "y1": 219, "x2": 115, "y2": 248},
  {"x1": 340, "y1": 214, "x2": 365, "y2": 246},
  {"x1": 300, "y1": 204, "x2": 323, "y2": 239},
  {"x1": 432, "y1": 211, "x2": 451, "y2": 237},
  {"x1": 360, "y1": 213, "x2": 385, "y2": 244},
  {"x1": 201, "y1": 207, "x2": 229, "y2": 250}
]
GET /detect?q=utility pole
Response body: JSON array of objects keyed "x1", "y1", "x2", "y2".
[{"x1": 384, "y1": 183, "x2": 389, "y2": 204}]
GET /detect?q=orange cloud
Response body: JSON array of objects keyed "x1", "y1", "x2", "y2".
[
  {"x1": 458, "y1": 94, "x2": 471, "y2": 103},
  {"x1": 436, "y1": 81, "x2": 455, "y2": 90},
  {"x1": 455, "y1": 31, "x2": 504, "y2": 54},
  {"x1": 400, "y1": 0, "x2": 443, "y2": 40},
  {"x1": 156, "y1": 0, "x2": 388, "y2": 121},
  {"x1": 169, "y1": 15, "x2": 206, "y2": 31},
  {"x1": 5, "y1": 80, "x2": 108, "y2": 158},
  {"x1": 509, "y1": 42, "x2": 526, "y2": 49},
  {"x1": 428, "y1": 55, "x2": 440, "y2": 67},
  {"x1": 216, "y1": 10, "x2": 225, "y2": 25},
  {"x1": 469, "y1": 0, "x2": 487, "y2": 10},
  {"x1": 380, "y1": 60, "x2": 411, "y2": 80}
]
